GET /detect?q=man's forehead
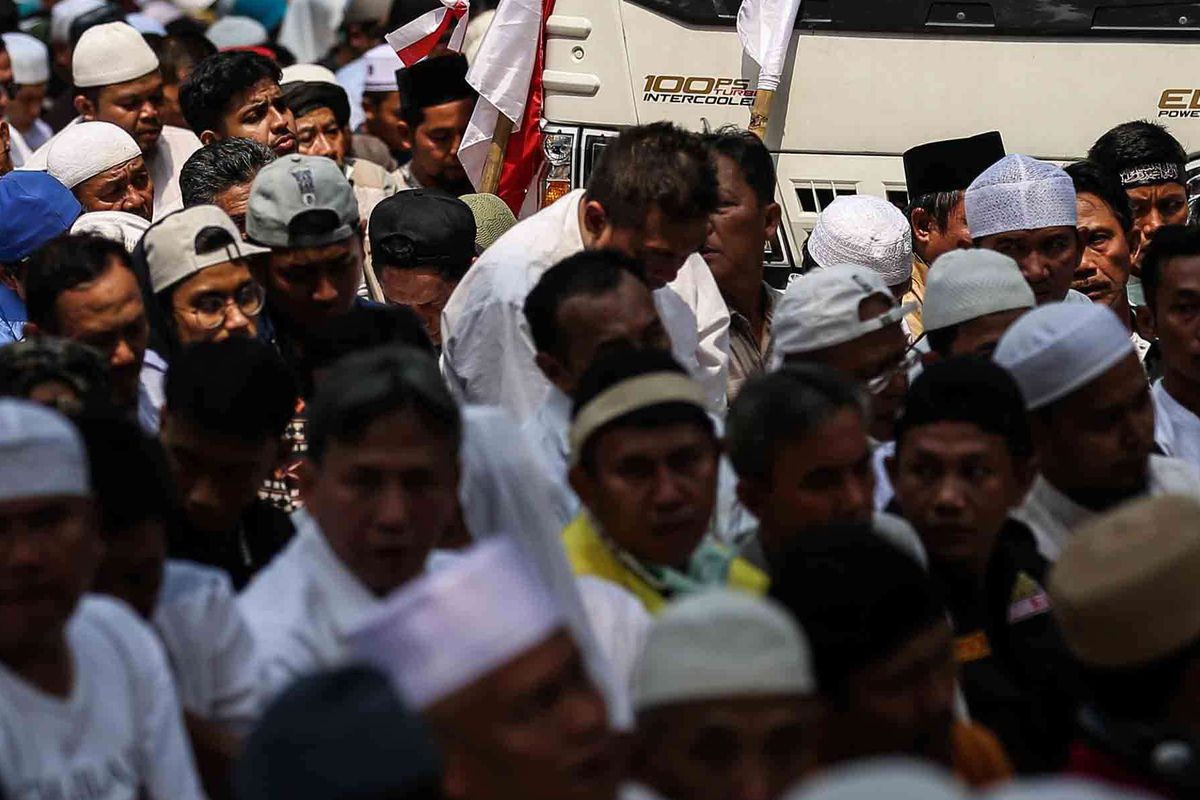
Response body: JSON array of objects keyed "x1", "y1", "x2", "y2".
[
  {"x1": 104, "y1": 70, "x2": 162, "y2": 98},
  {"x1": 233, "y1": 79, "x2": 281, "y2": 109}
]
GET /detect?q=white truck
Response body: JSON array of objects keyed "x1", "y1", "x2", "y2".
[{"x1": 534, "y1": 0, "x2": 1200, "y2": 283}]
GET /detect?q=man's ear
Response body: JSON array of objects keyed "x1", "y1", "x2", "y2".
[
  {"x1": 763, "y1": 201, "x2": 782, "y2": 241},
  {"x1": 396, "y1": 119, "x2": 414, "y2": 153},
  {"x1": 74, "y1": 93, "x2": 96, "y2": 120},
  {"x1": 910, "y1": 207, "x2": 935, "y2": 247},
  {"x1": 199, "y1": 129, "x2": 220, "y2": 146},
  {"x1": 580, "y1": 199, "x2": 609, "y2": 244}
]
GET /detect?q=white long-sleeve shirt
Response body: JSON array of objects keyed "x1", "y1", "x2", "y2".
[{"x1": 440, "y1": 189, "x2": 730, "y2": 422}]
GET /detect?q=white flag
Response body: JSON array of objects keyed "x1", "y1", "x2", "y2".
[
  {"x1": 458, "y1": 0, "x2": 544, "y2": 190},
  {"x1": 736, "y1": 0, "x2": 802, "y2": 91}
]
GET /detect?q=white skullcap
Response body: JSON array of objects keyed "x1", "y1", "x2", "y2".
[
  {"x1": 922, "y1": 249, "x2": 1035, "y2": 333},
  {"x1": 50, "y1": 0, "x2": 104, "y2": 44},
  {"x1": 364, "y1": 43, "x2": 402, "y2": 93},
  {"x1": 46, "y1": 121, "x2": 142, "y2": 189},
  {"x1": 965, "y1": 154, "x2": 1077, "y2": 240},
  {"x1": 145, "y1": 205, "x2": 268, "y2": 292},
  {"x1": 206, "y1": 16, "x2": 269, "y2": 50},
  {"x1": 994, "y1": 302, "x2": 1134, "y2": 411},
  {"x1": 633, "y1": 590, "x2": 814, "y2": 711},
  {"x1": 73, "y1": 22, "x2": 160, "y2": 89},
  {"x1": 71, "y1": 211, "x2": 151, "y2": 253},
  {"x1": 807, "y1": 195, "x2": 913, "y2": 286},
  {"x1": 280, "y1": 63, "x2": 339, "y2": 86},
  {"x1": 2, "y1": 33, "x2": 50, "y2": 85},
  {"x1": 139, "y1": 1, "x2": 185, "y2": 27},
  {"x1": 169, "y1": 0, "x2": 216, "y2": 11},
  {"x1": 783, "y1": 758, "x2": 964, "y2": 800},
  {"x1": 0, "y1": 399, "x2": 91, "y2": 503},
  {"x1": 349, "y1": 537, "x2": 567, "y2": 710},
  {"x1": 980, "y1": 778, "x2": 1148, "y2": 800},
  {"x1": 771, "y1": 265, "x2": 914, "y2": 366},
  {"x1": 125, "y1": 12, "x2": 167, "y2": 37}
]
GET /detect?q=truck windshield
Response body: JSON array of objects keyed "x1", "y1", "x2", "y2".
[{"x1": 627, "y1": 0, "x2": 1200, "y2": 37}]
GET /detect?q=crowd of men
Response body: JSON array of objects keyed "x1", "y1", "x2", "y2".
[{"x1": 5, "y1": 1, "x2": 1200, "y2": 799}]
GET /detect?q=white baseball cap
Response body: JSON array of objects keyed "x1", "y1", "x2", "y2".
[
  {"x1": 922, "y1": 249, "x2": 1035, "y2": 333},
  {"x1": 771, "y1": 265, "x2": 915, "y2": 367}
]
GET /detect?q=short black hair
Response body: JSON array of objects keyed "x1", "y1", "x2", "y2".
[
  {"x1": 727, "y1": 364, "x2": 868, "y2": 483},
  {"x1": 895, "y1": 356, "x2": 1032, "y2": 460},
  {"x1": 925, "y1": 325, "x2": 961, "y2": 358},
  {"x1": 1088, "y1": 121, "x2": 1188, "y2": 186},
  {"x1": 906, "y1": 190, "x2": 963, "y2": 233},
  {"x1": 585, "y1": 122, "x2": 718, "y2": 230},
  {"x1": 180, "y1": 137, "x2": 276, "y2": 211},
  {"x1": 179, "y1": 51, "x2": 282, "y2": 135},
  {"x1": 25, "y1": 234, "x2": 134, "y2": 334},
  {"x1": 572, "y1": 348, "x2": 713, "y2": 473},
  {"x1": 0, "y1": 337, "x2": 111, "y2": 414},
  {"x1": 153, "y1": 32, "x2": 217, "y2": 86},
  {"x1": 523, "y1": 250, "x2": 647, "y2": 360},
  {"x1": 1065, "y1": 159, "x2": 1133, "y2": 234},
  {"x1": 769, "y1": 524, "x2": 947, "y2": 700},
  {"x1": 704, "y1": 126, "x2": 776, "y2": 206},
  {"x1": 1140, "y1": 225, "x2": 1200, "y2": 312},
  {"x1": 75, "y1": 412, "x2": 180, "y2": 538},
  {"x1": 307, "y1": 345, "x2": 460, "y2": 465},
  {"x1": 165, "y1": 338, "x2": 298, "y2": 441},
  {"x1": 298, "y1": 304, "x2": 435, "y2": 399}
]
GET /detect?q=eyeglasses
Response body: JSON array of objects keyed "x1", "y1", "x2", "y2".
[
  {"x1": 176, "y1": 282, "x2": 266, "y2": 331},
  {"x1": 865, "y1": 344, "x2": 922, "y2": 395}
]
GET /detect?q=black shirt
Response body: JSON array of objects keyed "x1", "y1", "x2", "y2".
[{"x1": 170, "y1": 499, "x2": 296, "y2": 591}]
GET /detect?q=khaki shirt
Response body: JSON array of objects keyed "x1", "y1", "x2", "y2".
[
  {"x1": 904, "y1": 252, "x2": 930, "y2": 339},
  {"x1": 726, "y1": 282, "x2": 783, "y2": 402}
]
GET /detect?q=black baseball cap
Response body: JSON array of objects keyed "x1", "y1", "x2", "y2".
[{"x1": 369, "y1": 189, "x2": 476, "y2": 275}]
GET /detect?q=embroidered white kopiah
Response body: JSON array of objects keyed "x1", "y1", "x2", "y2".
[
  {"x1": 386, "y1": 0, "x2": 470, "y2": 66},
  {"x1": 964, "y1": 154, "x2": 1078, "y2": 240},
  {"x1": 1119, "y1": 162, "x2": 1183, "y2": 188},
  {"x1": 806, "y1": 195, "x2": 913, "y2": 287},
  {"x1": 737, "y1": 0, "x2": 803, "y2": 92}
]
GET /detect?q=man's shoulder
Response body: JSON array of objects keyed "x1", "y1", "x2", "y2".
[
  {"x1": 237, "y1": 534, "x2": 310, "y2": 624},
  {"x1": 158, "y1": 560, "x2": 236, "y2": 612},
  {"x1": 159, "y1": 125, "x2": 202, "y2": 148},
  {"x1": 1150, "y1": 454, "x2": 1200, "y2": 494},
  {"x1": 71, "y1": 595, "x2": 164, "y2": 666}
]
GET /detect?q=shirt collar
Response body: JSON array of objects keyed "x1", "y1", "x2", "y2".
[{"x1": 293, "y1": 509, "x2": 382, "y2": 638}]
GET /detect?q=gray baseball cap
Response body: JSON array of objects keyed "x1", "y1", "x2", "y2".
[
  {"x1": 246, "y1": 154, "x2": 360, "y2": 249},
  {"x1": 145, "y1": 205, "x2": 269, "y2": 293}
]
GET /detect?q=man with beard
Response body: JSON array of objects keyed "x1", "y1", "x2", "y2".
[{"x1": 180, "y1": 51, "x2": 299, "y2": 160}]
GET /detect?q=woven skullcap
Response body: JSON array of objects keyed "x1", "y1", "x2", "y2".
[
  {"x1": 46, "y1": 122, "x2": 142, "y2": 189},
  {"x1": 965, "y1": 154, "x2": 1077, "y2": 239},
  {"x1": 280, "y1": 64, "x2": 339, "y2": 86},
  {"x1": 460, "y1": 193, "x2": 517, "y2": 252},
  {"x1": 2, "y1": 33, "x2": 49, "y2": 85},
  {"x1": 72, "y1": 22, "x2": 160, "y2": 88},
  {"x1": 807, "y1": 195, "x2": 913, "y2": 286},
  {"x1": 922, "y1": 249, "x2": 1035, "y2": 332},
  {"x1": 0, "y1": 399, "x2": 92, "y2": 502},
  {"x1": 50, "y1": 0, "x2": 104, "y2": 44},
  {"x1": 206, "y1": 16, "x2": 269, "y2": 50},
  {"x1": 71, "y1": 211, "x2": 151, "y2": 254}
]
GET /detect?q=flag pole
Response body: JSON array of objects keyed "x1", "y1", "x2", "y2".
[
  {"x1": 748, "y1": 87, "x2": 774, "y2": 141},
  {"x1": 480, "y1": 115, "x2": 515, "y2": 194}
]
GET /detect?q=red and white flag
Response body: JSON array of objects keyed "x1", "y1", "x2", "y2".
[
  {"x1": 386, "y1": 0, "x2": 471, "y2": 66},
  {"x1": 458, "y1": 0, "x2": 555, "y2": 213},
  {"x1": 737, "y1": 0, "x2": 802, "y2": 91}
]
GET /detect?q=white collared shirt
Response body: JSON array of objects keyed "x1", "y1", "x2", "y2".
[
  {"x1": 1153, "y1": 380, "x2": 1200, "y2": 470},
  {"x1": 153, "y1": 561, "x2": 261, "y2": 733},
  {"x1": 439, "y1": 189, "x2": 731, "y2": 422},
  {"x1": 238, "y1": 509, "x2": 385, "y2": 700},
  {"x1": 1014, "y1": 455, "x2": 1200, "y2": 561}
]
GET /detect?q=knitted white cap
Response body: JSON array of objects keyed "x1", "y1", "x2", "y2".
[
  {"x1": 807, "y1": 195, "x2": 913, "y2": 287},
  {"x1": 0, "y1": 399, "x2": 91, "y2": 502},
  {"x1": 349, "y1": 537, "x2": 567, "y2": 710},
  {"x1": 965, "y1": 154, "x2": 1077, "y2": 240},
  {"x1": 73, "y1": 22, "x2": 160, "y2": 89},
  {"x1": 46, "y1": 121, "x2": 142, "y2": 189},
  {"x1": 2, "y1": 32, "x2": 49, "y2": 85},
  {"x1": 771, "y1": 265, "x2": 914, "y2": 366},
  {"x1": 71, "y1": 211, "x2": 151, "y2": 254},
  {"x1": 633, "y1": 590, "x2": 815, "y2": 711},
  {"x1": 206, "y1": 16, "x2": 269, "y2": 50},
  {"x1": 49, "y1": 0, "x2": 104, "y2": 44},
  {"x1": 994, "y1": 302, "x2": 1134, "y2": 410},
  {"x1": 922, "y1": 249, "x2": 1035, "y2": 333},
  {"x1": 280, "y1": 63, "x2": 339, "y2": 86},
  {"x1": 364, "y1": 43, "x2": 402, "y2": 93}
]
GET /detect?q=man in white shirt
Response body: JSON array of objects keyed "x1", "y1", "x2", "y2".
[
  {"x1": 441, "y1": 122, "x2": 731, "y2": 421},
  {"x1": 1140, "y1": 226, "x2": 1200, "y2": 468},
  {"x1": 239, "y1": 347, "x2": 462, "y2": 698},
  {"x1": 25, "y1": 22, "x2": 200, "y2": 220},
  {"x1": 995, "y1": 302, "x2": 1200, "y2": 562},
  {"x1": 0, "y1": 399, "x2": 204, "y2": 800}
]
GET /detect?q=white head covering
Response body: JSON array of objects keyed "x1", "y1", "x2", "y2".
[
  {"x1": 965, "y1": 154, "x2": 1078, "y2": 240},
  {"x1": 364, "y1": 43, "x2": 402, "y2": 93},
  {"x1": 2, "y1": 32, "x2": 50, "y2": 85},
  {"x1": 633, "y1": 590, "x2": 815, "y2": 711},
  {"x1": 350, "y1": 536, "x2": 567, "y2": 710},
  {"x1": 139, "y1": 1, "x2": 185, "y2": 27},
  {"x1": 125, "y1": 13, "x2": 167, "y2": 37},
  {"x1": 807, "y1": 195, "x2": 913, "y2": 287},
  {"x1": 783, "y1": 758, "x2": 964, "y2": 800},
  {"x1": 206, "y1": 16, "x2": 269, "y2": 50},
  {"x1": 980, "y1": 778, "x2": 1149, "y2": 799},
  {"x1": 50, "y1": 0, "x2": 104, "y2": 44},
  {"x1": 922, "y1": 249, "x2": 1035, "y2": 333},
  {"x1": 46, "y1": 121, "x2": 142, "y2": 189},
  {"x1": 0, "y1": 399, "x2": 91, "y2": 503},
  {"x1": 280, "y1": 63, "x2": 339, "y2": 86},
  {"x1": 277, "y1": 0, "x2": 343, "y2": 66},
  {"x1": 771, "y1": 265, "x2": 914, "y2": 366},
  {"x1": 994, "y1": 302, "x2": 1134, "y2": 411},
  {"x1": 71, "y1": 211, "x2": 151, "y2": 253},
  {"x1": 73, "y1": 22, "x2": 160, "y2": 88}
]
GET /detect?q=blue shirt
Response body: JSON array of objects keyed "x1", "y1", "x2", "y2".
[{"x1": 0, "y1": 284, "x2": 26, "y2": 344}]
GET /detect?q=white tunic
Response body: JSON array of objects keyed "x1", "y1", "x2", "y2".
[
  {"x1": 153, "y1": 560, "x2": 261, "y2": 733},
  {"x1": 0, "y1": 596, "x2": 205, "y2": 800},
  {"x1": 1153, "y1": 380, "x2": 1200, "y2": 471},
  {"x1": 1014, "y1": 455, "x2": 1200, "y2": 562},
  {"x1": 440, "y1": 188, "x2": 731, "y2": 422},
  {"x1": 238, "y1": 509, "x2": 386, "y2": 701}
]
